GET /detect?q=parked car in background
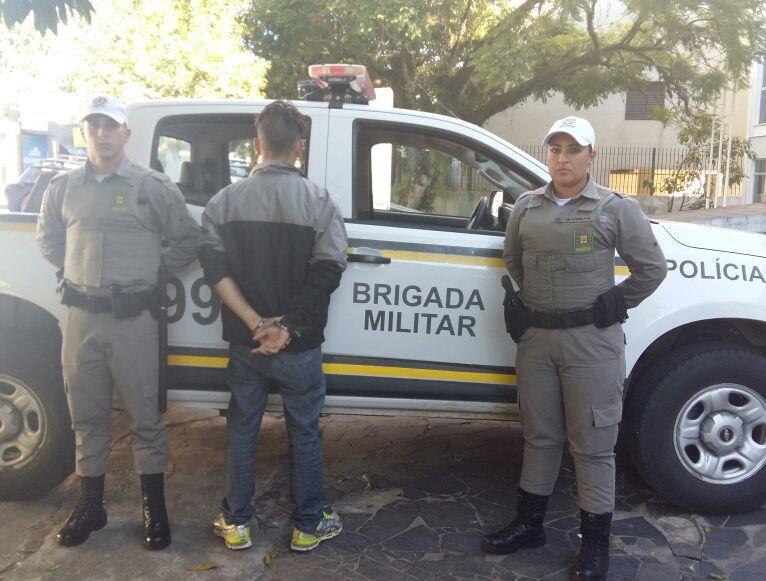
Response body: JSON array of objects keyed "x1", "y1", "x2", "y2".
[
  {"x1": 3, "y1": 156, "x2": 86, "y2": 212},
  {"x1": 228, "y1": 160, "x2": 250, "y2": 183}
]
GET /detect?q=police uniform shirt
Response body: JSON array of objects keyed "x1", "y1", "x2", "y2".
[
  {"x1": 503, "y1": 176, "x2": 667, "y2": 313},
  {"x1": 37, "y1": 157, "x2": 201, "y2": 294}
]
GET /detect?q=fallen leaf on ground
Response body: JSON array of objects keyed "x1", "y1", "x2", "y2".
[{"x1": 187, "y1": 563, "x2": 219, "y2": 571}]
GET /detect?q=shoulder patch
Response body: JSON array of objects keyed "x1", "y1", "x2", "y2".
[
  {"x1": 148, "y1": 169, "x2": 172, "y2": 183},
  {"x1": 515, "y1": 189, "x2": 540, "y2": 203}
]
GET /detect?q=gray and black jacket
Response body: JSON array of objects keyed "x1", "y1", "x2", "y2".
[{"x1": 200, "y1": 161, "x2": 347, "y2": 352}]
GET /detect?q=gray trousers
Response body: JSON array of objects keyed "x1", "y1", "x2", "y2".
[
  {"x1": 61, "y1": 308, "x2": 167, "y2": 477},
  {"x1": 515, "y1": 323, "x2": 625, "y2": 514}
]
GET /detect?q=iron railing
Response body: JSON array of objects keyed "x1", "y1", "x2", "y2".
[{"x1": 520, "y1": 145, "x2": 743, "y2": 198}]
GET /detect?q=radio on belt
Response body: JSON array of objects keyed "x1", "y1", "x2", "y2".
[{"x1": 298, "y1": 64, "x2": 376, "y2": 108}]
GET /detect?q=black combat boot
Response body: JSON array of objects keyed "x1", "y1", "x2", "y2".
[
  {"x1": 141, "y1": 473, "x2": 171, "y2": 550},
  {"x1": 57, "y1": 475, "x2": 107, "y2": 547},
  {"x1": 481, "y1": 487, "x2": 548, "y2": 554},
  {"x1": 570, "y1": 510, "x2": 612, "y2": 580}
]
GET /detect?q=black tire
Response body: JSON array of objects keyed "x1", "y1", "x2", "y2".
[
  {"x1": 628, "y1": 342, "x2": 766, "y2": 514},
  {"x1": 0, "y1": 343, "x2": 75, "y2": 500}
]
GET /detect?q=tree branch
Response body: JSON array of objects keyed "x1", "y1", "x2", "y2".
[{"x1": 586, "y1": 0, "x2": 599, "y2": 52}]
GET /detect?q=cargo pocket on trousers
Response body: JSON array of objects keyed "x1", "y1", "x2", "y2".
[{"x1": 592, "y1": 401, "x2": 622, "y2": 428}]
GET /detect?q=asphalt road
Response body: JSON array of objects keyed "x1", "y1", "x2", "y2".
[{"x1": 2, "y1": 408, "x2": 766, "y2": 580}]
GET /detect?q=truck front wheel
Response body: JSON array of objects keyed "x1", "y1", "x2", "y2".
[
  {"x1": 0, "y1": 352, "x2": 74, "y2": 500},
  {"x1": 629, "y1": 343, "x2": 766, "y2": 514}
]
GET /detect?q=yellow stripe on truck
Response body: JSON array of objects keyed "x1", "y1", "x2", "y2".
[
  {"x1": 324, "y1": 363, "x2": 516, "y2": 384},
  {"x1": 0, "y1": 222, "x2": 36, "y2": 233},
  {"x1": 167, "y1": 355, "x2": 516, "y2": 385},
  {"x1": 349, "y1": 247, "x2": 630, "y2": 275}
]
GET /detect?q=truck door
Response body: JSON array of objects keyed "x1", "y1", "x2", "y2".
[
  {"x1": 143, "y1": 105, "x2": 330, "y2": 399},
  {"x1": 323, "y1": 108, "x2": 546, "y2": 403}
]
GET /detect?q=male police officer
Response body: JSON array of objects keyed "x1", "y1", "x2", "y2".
[
  {"x1": 482, "y1": 117, "x2": 667, "y2": 580},
  {"x1": 37, "y1": 96, "x2": 201, "y2": 549}
]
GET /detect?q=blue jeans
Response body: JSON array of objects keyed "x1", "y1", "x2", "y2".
[{"x1": 221, "y1": 344, "x2": 326, "y2": 532}]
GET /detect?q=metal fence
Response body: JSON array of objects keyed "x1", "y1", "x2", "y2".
[{"x1": 520, "y1": 145, "x2": 743, "y2": 198}]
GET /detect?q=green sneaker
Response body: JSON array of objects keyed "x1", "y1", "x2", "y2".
[
  {"x1": 213, "y1": 514, "x2": 252, "y2": 550},
  {"x1": 290, "y1": 508, "x2": 342, "y2": 552}
]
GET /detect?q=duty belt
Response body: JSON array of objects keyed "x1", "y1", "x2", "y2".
[
  {"x1": 526, "y1": 307, "x2": 595, "y2": 330},
  {"x1": 61, "y1": 285, "x2": 155, "y2": 317}
]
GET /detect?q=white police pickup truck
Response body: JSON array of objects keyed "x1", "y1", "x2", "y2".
[{"x1": 2, "y1": 66, "x2": 766, "y2": 514}]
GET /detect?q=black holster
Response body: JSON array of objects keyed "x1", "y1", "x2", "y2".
[
  {"x1": 111, "y1": 287, "x2": 154, "y2": 319},
  {"x1": 593, "y1": 286, "x2": 629, "y2": 328},
  {"x1": 501, "y1": 275, "x2": 529, "y2": 343}
]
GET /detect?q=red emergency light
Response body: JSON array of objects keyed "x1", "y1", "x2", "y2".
[{"x1": 308, "y1": 64, "x2": 376, "y2": 103}]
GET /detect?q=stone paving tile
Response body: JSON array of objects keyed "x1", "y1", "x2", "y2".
[
  {"x1": 691, "y1": 558, "x2": 730, "y2": 580},
  {"x1": 440, "y1": 529, "x2": 485, "y2": 552},
  {"x1": 635, "y1": 561, "x2": 686, "y2": 579},
  {"x1": 731, "y1": 554, "x2": 766, "y2": 580},
  {"x1": 383, "y1": 524, "x2": 440, "y2": 553},
  {"x1": 703, "y1": 527, "x2": 750, "y2": 560},
  {"x1": 608, "y1": 554, "x2": 642, "y2": 579},
  {"x1": 500, "y1": 545, "x2": 572, "y2": 578},
  {"x1": 546, "y1": 515, "x2": 579, "y2": 531},
  {"x1": 404, "y1": 473, "x2": 472, "y2": 497},
  {"x1": 460, "y1": 497, "x2": 515, "y2": 529},
  {"x1": 419, "y1": 500, "x2": 481, "y2": 529},
  {"x1": 726, "y1": 508, "x2": 766, "y2": 528},
  {"x1": 611, "y1": 516, "x2": 667, "y2": 546}
]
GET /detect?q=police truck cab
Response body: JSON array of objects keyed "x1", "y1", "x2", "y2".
[{"x1": 2, "y1": 65, "x2": 766, "y2": 515}]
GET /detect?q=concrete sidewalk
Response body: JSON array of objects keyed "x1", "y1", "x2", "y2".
[{"x1": 2, "y1": 409, "x2": 766, "y2": 580}]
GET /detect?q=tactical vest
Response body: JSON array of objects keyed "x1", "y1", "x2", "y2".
[
  {"x1": 61, "y1": 169, "x2": 162, "y2": 290},
  {"x1": 517, "y1": 191, "x2": 616, "y2": 312}
]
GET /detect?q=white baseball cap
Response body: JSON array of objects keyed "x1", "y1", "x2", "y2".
[
  {"x1": 82, "y1": 95, "x2": 127, "y2": 125},
  {"x1": 542, "y1": 116, "x2": 595, "y2": 148}
]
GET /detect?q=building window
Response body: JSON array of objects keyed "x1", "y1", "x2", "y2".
[
  {"x1": 625, "y1": 82, "x2": 665, "y2": 121},
  {"x1": 755, "y1": 159, "x2": 766, "y2": 203}
]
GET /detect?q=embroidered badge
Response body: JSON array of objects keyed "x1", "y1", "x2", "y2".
[
  {"x1": 112, "y1": 193, "x2": 128, "y2": 212},
  {"x1": 573, "y1": 226, "x2": 594, "y2": 253}
]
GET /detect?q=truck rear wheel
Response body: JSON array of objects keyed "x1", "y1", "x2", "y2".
[
  {"x1": 629, "y1": 343, "x2": 766, "y2": 514},
  {"x1": 0, "y1": 350, "x2": 74, "y2": 500}
]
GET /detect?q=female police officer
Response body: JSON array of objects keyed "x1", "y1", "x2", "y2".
[{"x1": 481, "y1": 117, "x2": 667, "y2": 580}]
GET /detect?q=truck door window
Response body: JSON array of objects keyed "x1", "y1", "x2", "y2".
[
  {"x1": 152, "y1": 114, "x2": 311, "y2": 206},
  {"x1": 355, "y1": 123, "x2": 537, "y2": 229},
  {"x1": 156, "y1": 137, "x2": 191, "y2": 182},
  {"x1": 228, "y1": 138, "x2": 254, "y2": 183}
]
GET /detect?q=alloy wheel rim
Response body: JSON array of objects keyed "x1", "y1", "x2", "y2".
[
  {"x1": 674, "y1": 383, "x2": 766, "y2": 485},
  {"x1": 0, "y1": 374, "x2": 47, "y2": 470}
]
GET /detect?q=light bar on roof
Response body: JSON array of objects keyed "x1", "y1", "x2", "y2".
[{"x1": 308, "y1": 64, "x2": 376, "y2": 102}]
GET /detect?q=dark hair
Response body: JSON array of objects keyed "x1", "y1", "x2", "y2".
[{"x1": 255, "y1": 100, "x2": 308, "y2": 156}]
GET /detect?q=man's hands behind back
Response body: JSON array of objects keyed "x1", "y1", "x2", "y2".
[{"x1": 251, "y1": 317, "x2": 291, "y2": 355}]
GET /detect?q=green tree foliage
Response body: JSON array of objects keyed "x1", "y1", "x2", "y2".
[
  {"x1": 240, "y1": 0, "x2": 766, "y2": 124},
  {"x1": 0, "y1": 0, "x2": 265, "y2": 119},
  {"x1": 659, "y1": 110, "x2": 753, "y2": 211},
  {"x1": 0, "y1": 0, "x2": 92, "y2": 34}
]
